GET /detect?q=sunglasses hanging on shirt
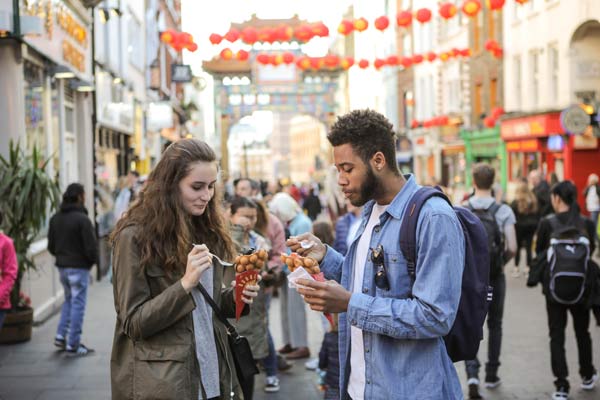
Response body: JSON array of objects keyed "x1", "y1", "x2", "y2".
[{"x1": 370, "y1": 244, "x2": 390, "y2": 291}]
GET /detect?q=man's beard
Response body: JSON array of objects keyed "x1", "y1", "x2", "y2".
[{"x1": 352, "y1": 165, "x2": 383, "y2": 206}]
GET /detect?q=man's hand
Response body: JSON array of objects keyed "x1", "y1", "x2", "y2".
[
  {"x1": 286, "y1": 233, "x2": 327, "y2": 262},
  {"x1": 296, "y1": 278, "x2": 351, "y2": 313}
]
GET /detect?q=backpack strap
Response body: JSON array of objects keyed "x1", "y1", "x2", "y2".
[{"x1": 399, "y1": 187, "x2": 452, "y2": 289}]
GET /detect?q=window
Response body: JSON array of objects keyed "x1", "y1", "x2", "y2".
[
  {"x1": 474, "y1": 84, "x2": 483, "y2": 120},
  {"x1": 530, "y1": 50, "x2": 540, "y2": 107},
  {"x1": 548, "y1": 44, "x2": 559, "y2": 102},
  {"x1": 23, "y1": 61, "x2": 46, "y2": 156},
  {"x1": 128, "y1": 14, "x2": 144, "y2": 71},
  {"x1": 490, "y1": 78, "x2": 498, "y2": 109},
  {"x1": 514, "y1": 55, "x2": 522, "y2": 109}
]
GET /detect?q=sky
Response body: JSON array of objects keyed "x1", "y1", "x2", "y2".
[{"x1": 181, "y1": 0, "x2": 352, "y2": 71}]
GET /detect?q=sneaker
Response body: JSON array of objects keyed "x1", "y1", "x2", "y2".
[
  {"x1": 511, "y1": 268, "x2": 520, "y2": 278},
  {"x1": 264, "y1": 376, "x2": 280, "y2": 393},
  {"x1": 581, "y1": 373, "x2": 598, "y2": 390},
  {"x1": 53, "y1": 336, "x2": 66, "y2": 351},
  {"x1": 551, "y1": 388, "x2": 569, "y2": 400},
  {"x1": 467, "y1": 378, "x2": 483, "y2": 399},
  {"x1": 484, "y1": 376, "x2": 501, "y2": 389},
  {"x1": 66, "y1": 343, "x2": 95, "y2": 358},
  {"x1": 305, "y1": 358, "x2": 319, "y2": 370}
]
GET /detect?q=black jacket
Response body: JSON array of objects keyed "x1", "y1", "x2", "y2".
[
  {"x1": 533, "y1": 181, "x2": 552, "y2": 217},
  {"x1": 48, "y1": 203, "x2": 97, "y2": 269}
]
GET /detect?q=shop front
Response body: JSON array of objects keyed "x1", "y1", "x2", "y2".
[
  {"x1": 409, "y1": 128, "x2": 440, "y2": 185},
  {"x1": 440, "y1": 125, "x2": 466, "y2": 199},
  {"x1": 500, "y1": 111, "x2": 600, "y2": 209},
  {"x1": 461, "y1": 126, "x2": 507, "y2": 192}
]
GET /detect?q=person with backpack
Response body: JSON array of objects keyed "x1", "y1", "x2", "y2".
[
  {"x1": 510, "y1": 180, "x2": 540, "y2": 277},
  {"x1": 528, "y1": 180, "x2": 598, "y2": 400},
  {"x1": 464, "y1": 163, "x2": 517, "y2": 399},
  {"x1": 283, "y1": 109, "x2": 467, "y2": 399}
]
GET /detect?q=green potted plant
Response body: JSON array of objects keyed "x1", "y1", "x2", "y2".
[{"x1": 0, "y1": 140, "x2": 61, "y2": 343}]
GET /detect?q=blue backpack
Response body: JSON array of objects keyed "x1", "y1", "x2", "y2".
[{"x1": 399, "y1": 187, "x2": 492, "y2": 362}]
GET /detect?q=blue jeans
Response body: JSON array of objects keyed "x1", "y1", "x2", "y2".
[
  {"x1": 466, "y1": 273, "x2": 506, "y2": 380},
  {"x1": 262, "y1": 293, "x2": 278, "y2": 377},
  {"x1": 0, "y1": 310, "x2": 5, "y2": 330},
  {"x1": 56, "y1": 268, "x2": 89, "y2": 349}
]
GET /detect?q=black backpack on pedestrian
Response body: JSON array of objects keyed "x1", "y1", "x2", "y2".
[
  {"x1": 546, "y1": 216, "x2": 591, "y2": 305},
  {"x1": 468, "y1": 202, "x2": 504, "y2": 279}
]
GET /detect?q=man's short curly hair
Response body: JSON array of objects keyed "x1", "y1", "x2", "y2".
[{"x1": 327, "y1": 109, "x2": 399, "y2": 175}]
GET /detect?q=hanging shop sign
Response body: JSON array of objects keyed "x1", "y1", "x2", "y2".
[
  {"x1": 171, "y1": 64, "x2": 193, "y2": 83},
  {"x1": 560, "y1": 105, "x2": 590, "y2": 135},
  {"x1": 501, "y1": 112, "x2": 563, "y2": 140}
]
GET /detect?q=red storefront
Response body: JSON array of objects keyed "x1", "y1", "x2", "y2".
[{"x1": 500, "y1": 111, "x2": 600, "y2": 211}]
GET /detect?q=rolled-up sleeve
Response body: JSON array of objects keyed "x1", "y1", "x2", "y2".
[
  {"x1": 347, "y1": 212, "x2": 465, "y2": 339},
  {"x1": 320, "y1": 245, "x2": 344, "y2": 283}
]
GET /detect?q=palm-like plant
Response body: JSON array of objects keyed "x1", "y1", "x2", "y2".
[{"x1": 0, "y1": 140, "x2": 61, "y2": 311}]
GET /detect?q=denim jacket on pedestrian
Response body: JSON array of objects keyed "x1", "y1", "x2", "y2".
[{"x1": 320, "y1": 175, "x2": 465, "y2": 399}]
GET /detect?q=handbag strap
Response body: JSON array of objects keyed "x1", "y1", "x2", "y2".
[{"x1": 196, "y1": 282, "x2": 241, "y2": 340}]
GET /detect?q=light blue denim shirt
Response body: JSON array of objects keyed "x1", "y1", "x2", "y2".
[{"x1": 320, "y1": 175, "x2": 465, "y2": 399}]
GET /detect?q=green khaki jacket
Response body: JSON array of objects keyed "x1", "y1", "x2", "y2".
[{"x1": 110, "y1": 225, "x2": 244, "y2": 400}]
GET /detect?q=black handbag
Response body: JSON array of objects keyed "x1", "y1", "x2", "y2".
[{"x1": 196, "y1": 283, "x2": 259, "y2": 382}]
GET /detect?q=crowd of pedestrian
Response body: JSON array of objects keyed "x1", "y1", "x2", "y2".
[{"x1": 26, "y1": 109, "x2": 600, "y2": 400}]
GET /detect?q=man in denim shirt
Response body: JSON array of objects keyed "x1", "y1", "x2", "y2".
[{"x1": 289, "y1": 110, "x2": 465, "y2": 399}]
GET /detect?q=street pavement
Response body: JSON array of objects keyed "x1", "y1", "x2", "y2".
[{"x1": 1, "y1": 260, "x2": 600, "y2": 400}]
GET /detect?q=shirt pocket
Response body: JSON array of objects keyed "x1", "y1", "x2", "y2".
[
  {"x1": 375, "y1": 251, "x2": 411, "y2": 299},
  {"x1": 145, "y1": 264, "x2": 172, "y2": 297},
  {"x1": 133, "y1": 343, "x2": 192, "y2": 400}
]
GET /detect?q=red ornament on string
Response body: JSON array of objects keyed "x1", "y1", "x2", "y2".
[
  {"x1": 236, "y1": 50, "x2": 249, "y2": 61},
  {"x1": 160, "y1": 30, "x2": 174, "y2": 44},
  {"x1": 296, "y1": 56, "x2": 311, "y2": 70},
  {"x1": 426, "y1": 52, "x2": 437, "y2": 62},
  {"x1": 209, "y1": 33, "x2": 223, "y2": 45},
  {"x1": 241, "y1": 27, "x2": 258, "y2": 44},
  {"x1": 486, "y1": 0, "x2": 506, "y2": 10},
  {"x1": 386, "y1": 55, "x2": 399, "y2": 66},
  {"x1": 358, "y1": 59, "x2": 369, "y2": 69},
  {"x1": 341, "y1": 57, "x2": 354, "y2": 70},
  {"x1": 310, "y1": 57, "x2": 323, "y2": 70},
  {"x1": 275, "y1": 26, "x2": 293, "y2": 42},
  {"x1": 396, "y1": 10, "x2": 412, "y2": 27},
  {"x1": 374, "y1": 16, "x2": 390, "y2": 31},
  {"x1": 485, "y1": 39, "x2": 500, "y2": 51},
  {"x1": 294, "y1": 25, "x2": 313, "y2": 42},
  {"x1": 484, "y1": 116, "x2": 496, "y2": 128},
  {"x1": 338, "y1": 20, "x2": 354, "y2": 35},
  {"x1": 462, "y1": 0, "x2": 482, "y2": 17},
  {"x1": 411, "y1": 120, "x2": 420, "y2": 129},
  {"x1": 374, "y1": 58, "x2": 386, "y2": 69},
  {"x1": 186, "y1": 42, "x2": 198, "y2": 52},
  {"x1": 412, "y1": 54, "x2": 424, "y2": 64},
  {"x1": 491, "y1": 107, "x2": 505, "y2": 119},
  {"x1": 460, "y1": 48, "x2": 471, "y2": 57},
  {"x1": 439, "y1": 3, "x2": 458, "y2": 19},
  {"x1": 312, "y1": 22, "x2": 329, "y2": 37},
  {"x1": 256, "y1": 53, "x2": 270, "y2": 65},
  {"x1": 400, "y1": 56, "x2": 413, "y2": 68},
  {"x1": 415, "y1": 8, "x2": 432, "y2": 24},
  {"x1": 224, "y1": 28, "x2": 240, "y2": 43},
  {"x1": 324, "y1": 54, "x2": 340, "y2": 68},
  {"x1": 220, "y1": 48, "x2": 233, "y2": 60},
  {"x1": 282, "y1": 52, "x2": 295, "y2": 65},
  {"x1": 354, "y1": 17, "x2": 369, "y2": 32}
]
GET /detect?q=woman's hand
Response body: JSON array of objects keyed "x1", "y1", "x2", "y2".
[
  {"x1": 286, "y1": 233, "x2": 327, "y2": 262},
  {"x1": 232, "y1": 275, "x2": 262, "y2": 305},
  {"x1": 181, "y1": 244, "x2": 213, "y2": 293}
]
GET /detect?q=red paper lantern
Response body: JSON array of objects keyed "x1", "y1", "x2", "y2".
[
  {"x1": 276, "y1": 25, "x2": 293, "y2": 42},
  {"x1": 396, "y1": 10, "x2": 412, "y2": 27},
  {"x1": 282, "y1": 52, "x2": 295, "y2": 64},
  {"x1": 354, "y1": 17, "x2": 369, "y2": 32},
  {"x1": 273, "y1": 54, "x2": 285, "y2": 66},
  {"x1": 224, "y1": 28, "x2": 240, "y2": 43},
  {"x1": 412, "y1": 54, "x2": 424, "y2": 64},
  {"x1": 486, "y1": 0, "x2": 505, "y2": 10},
  {"x1": 296, "y1": 56, "x2": 311, "y2": 70},
  {"x1": 324, "y1": 54, "x2": 340, "y2": 68},
  {"x1": 294, "y1": 25, "x2": 313, "y2": 42},
  {"x1": 462, "y1": 0, "x2": 482, "y2": 17},
  {"x1": 338, "y1": 19, "x2": 354, "y2": 35},
  {"x1": 256, "y1": 53, "x2": 270, "y2": 65},
  {"x1": 415, "y1": 8, "x2": 432, "y2": 24},
  {"x1": 236, "y1": 50, "x2": 249, "y2": 61},
  {"x1": 400, "y1": 56, "x2": 412, "y2": 68},
  {"x1": 515, "y1": 0, "x2": 529, "y2": 4},
  {"x1": 411, "y1": 120, "x2": 419, "y2": 129},
  {"x1": 358, "y1": 59, "x2": 369, "y2": 69},
  {"x1": 181, "y1": 32, "x2": 193, "y2": 44},
  {"x1": 220, "y1": 48, "x2": 233, "y2": 60},
  {"x1": 483, "y1": 116, "x2": 496, "y2": 128},
  {"x1": 258, "y1": 28, "x2": 275, "y2": 43},
  {"x1": 426, "y1": 52, "x2": 437, "y2": 62},
  {"x1": 341, "y1": 57, "x2": 354, "y2": 70},
  {"x1": 440, "y1": 115, "x2": 450, "y2": 125},
  {"x1": 439, "y1": 52, "x2": 450, "y2": 61},
  {"x1": 491, "y1": 107, "x2": 505, "y2": 119},
  {"x1": 312, "y1": 22, "x2": 329, "y2": 38},
  {"x1": 160, "y1": 30, "x2": 174, "y2": 44},
  {"x1": 460, "y1": 48, "x2": 471, "y2": 57},
  {"x1": 439, "y1": 3, "x2": 458, "y2": 19},
  {"x1": 241, "y1": 27, "x2": 258, "y2": 44},
  {"x1": 374, "y1": 16, "x2": 390, "y2": 31},
  {"x1": 209, "y1": 33, "x2": 223, "y2": 45},
  {"x1": 451, "y1": 48, "x2": 460, "y2": 57},
  {"x1": 485, "y1": 39, "x2": 499, "y2": 51},
  {"x1": 186, "y1": 42, "x2": 198, "y2": 52},
  {"x1": 374, "y1": 58, "x2": 385, "y2": 69},
  {"x1": 386, "y1": 55, "x2": 399, "y2": 66},
  {"x1": 492, "y1": 48, "x2": 504, "y2": 58}
]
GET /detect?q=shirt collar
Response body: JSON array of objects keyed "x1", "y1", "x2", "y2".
[{"x1": 361, "y1": 174, "x2": 419, "y2": 220}]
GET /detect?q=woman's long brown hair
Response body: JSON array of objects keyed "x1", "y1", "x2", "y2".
[
  {"x1": 514, "y1": 181, "x2": 538, "y2": 215},
  {"x1": 110, "y1": 139, "x2": 235, "y2": 275}
]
